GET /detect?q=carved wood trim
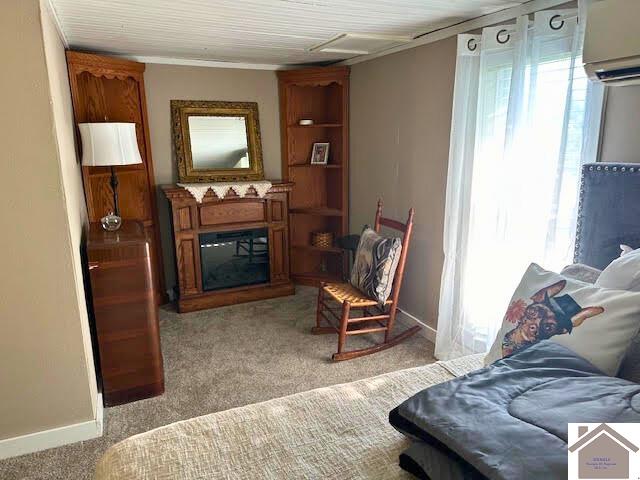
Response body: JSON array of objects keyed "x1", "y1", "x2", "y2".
[{"x1": 66, "y1": 51, "x2": 145, "y2": 73}]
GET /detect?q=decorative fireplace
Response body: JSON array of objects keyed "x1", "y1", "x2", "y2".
[
  {"x1": 163, "y1": 183, "x2": 294, "y2": 312},
  {"x1": 199, "y1": 228, "x2": 270, "y2": 291}
]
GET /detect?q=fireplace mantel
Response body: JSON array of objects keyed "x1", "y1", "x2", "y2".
[{"x1": 163, "y1": 181, "x2": 294, "y2": 312}]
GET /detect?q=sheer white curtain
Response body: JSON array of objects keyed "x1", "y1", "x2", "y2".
[{"x1": 435, "y1": 1, "x2": 605, "y2": 360}]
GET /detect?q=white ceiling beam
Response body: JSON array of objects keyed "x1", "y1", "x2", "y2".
[{"x1": 337, "y1": 0, "x2": 570, "y2": 66}]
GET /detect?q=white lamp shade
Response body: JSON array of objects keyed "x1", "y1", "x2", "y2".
[{"x1": 78, "y1": 123, "x2": 143, "y2": 167}]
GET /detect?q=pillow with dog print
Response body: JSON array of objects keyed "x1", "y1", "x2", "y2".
[{"x1": 484, "y1": 263, "x2": 640, "y2": 376}]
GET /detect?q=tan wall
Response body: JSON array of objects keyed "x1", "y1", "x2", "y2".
[
  {"x1": 40, "y1": 0, "x2": 97, "y2": 415},
  {"x1": 600, "y1": 86, "x2": 640, "y2": 163},
  {"x1": 0, "y1": 0, "x2": 97, "y2": 440},
  {"x1": 143, "y1": 64, "x2": 282, "y2": 291},
  {"x1": 350, "y1": 37, "x2": 457, "y2": 329}
]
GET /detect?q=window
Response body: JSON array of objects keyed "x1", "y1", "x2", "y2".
[{"x1": 436, "y1": 10, "x2": 605, "y2": 359}]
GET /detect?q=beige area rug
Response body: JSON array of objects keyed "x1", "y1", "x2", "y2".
[{"x1": 0, "y1": 287, "x2": 435, "y2": 480}]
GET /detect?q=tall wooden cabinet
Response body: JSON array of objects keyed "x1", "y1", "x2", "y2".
[
  {"x1": 86, "y1": 221, "x2": 164, "y2": 406},
  {"x1": 277, "y1": 67, "x2": 350, "y2": 286},
  {"x1": 66, "y1": 51, "x2": 165, "y2": 301}
]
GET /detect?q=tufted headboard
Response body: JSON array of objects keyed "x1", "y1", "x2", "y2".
[{"x1": 574, "y1": 163, "x2": 640, "y2": 269}]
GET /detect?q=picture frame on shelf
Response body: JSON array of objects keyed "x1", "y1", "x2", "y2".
[{"x1": 310, "y1": 142, "x2": 329, "y2": 165}]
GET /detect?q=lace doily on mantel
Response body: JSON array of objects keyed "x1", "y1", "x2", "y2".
[{"x1": 176, "y1": 181, "x2": 273, "y2": 203}]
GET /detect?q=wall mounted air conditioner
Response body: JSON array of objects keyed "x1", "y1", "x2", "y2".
[{"x1": 584, "y1": 0, "x2": 640, "y2": 86}]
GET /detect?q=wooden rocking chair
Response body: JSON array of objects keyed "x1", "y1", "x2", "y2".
[{"x1": 312, "y1": 200, "x2": 420, "y2": 361}]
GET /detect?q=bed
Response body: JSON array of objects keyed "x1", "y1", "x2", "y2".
[
  {"x1": 95, "y1": 355, "x2": 482, "y2": 479},
  {"x1": 386, "y1": 163, "x2": 640, "y2": 479},
  {"x1": 95, "y1": 163, "x2": 639, "y2": 480}
]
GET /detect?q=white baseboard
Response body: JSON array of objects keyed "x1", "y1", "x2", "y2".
[
  {"x1": 0, "y1": 393, "x2": 103, "y2": 460},
  {"x1": 396, "y1": 308, "x2": 437, "y2": 343},
  {"x1": 96, "y1": 392, "x2": 104, "y2": 435}
]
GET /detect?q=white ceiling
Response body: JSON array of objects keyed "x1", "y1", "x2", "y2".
[{"x1": 49, "y1": 0, "x2": 525, "y2": 66}]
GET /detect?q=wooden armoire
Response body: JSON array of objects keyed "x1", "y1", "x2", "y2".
[{"x1": 66, "y1": 52, "x2": 165, "y2": 300}]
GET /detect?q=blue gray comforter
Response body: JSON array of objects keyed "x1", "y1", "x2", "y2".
[{"x1": 390, "y1": 341, "x2": 640, "y2": 480}]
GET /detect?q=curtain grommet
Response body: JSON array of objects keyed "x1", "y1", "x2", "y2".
[
  {"x1": 467, "y1": 38, "x2": 477, "y2": 52},
  {"x1": 549, "y1": 14, "x2": 565, "y2": 31},
  {"x1": 496, "y1": 29, "x2": 510, "y2": 44}
]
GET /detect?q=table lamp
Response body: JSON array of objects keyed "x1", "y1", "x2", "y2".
[{"x1": 78, "y1": 123, "x2": 142, "y2": 230}]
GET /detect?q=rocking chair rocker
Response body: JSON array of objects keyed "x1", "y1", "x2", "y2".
[{"x1": 312, "y1": 200, "x2": 420, "y2": 361}]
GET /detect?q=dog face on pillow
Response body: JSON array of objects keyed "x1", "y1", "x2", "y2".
[{"x1": 502, "y1": 280, "x2": 604, "y2": 357}]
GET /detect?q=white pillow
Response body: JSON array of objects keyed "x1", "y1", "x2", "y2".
[
  {"x1": 620, "y1": 244, "x2": 635, "y2": 256},
  {"x1": 595, "y1": 248, "x2": 640, "y2": 291},
  {"x1": 485, "y1": 263, "x2": 640, "y2": 375}
]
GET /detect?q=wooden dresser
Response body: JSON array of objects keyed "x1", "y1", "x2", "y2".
[
  {"x1": 163, "y1": 182, "x2": 295, "y2": 312},
  {"x1": 86, "y1": 222, "x2": 164, "y2": 406}
]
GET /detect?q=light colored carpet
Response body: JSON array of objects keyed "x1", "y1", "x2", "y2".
[{"x1": 0, "y1": 287, "x2": 435, "y2": 480}]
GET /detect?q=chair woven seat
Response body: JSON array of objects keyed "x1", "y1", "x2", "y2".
[
  {"x1": 323, "y1": 282, "x2": 390, "y2": 307},
  {"x1": 312, "y1": 199, "x2": 419, "y2": 361}
]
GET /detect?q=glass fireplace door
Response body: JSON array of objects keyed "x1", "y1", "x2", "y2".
[{"x1": 199, "y1": 228, "x2": 269, "y2": 291}]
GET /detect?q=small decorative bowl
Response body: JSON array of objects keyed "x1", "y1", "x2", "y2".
[{"x1": 298, "y1": 119, "x2": 314, "y2": 126}]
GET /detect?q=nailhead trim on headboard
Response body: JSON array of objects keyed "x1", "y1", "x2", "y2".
[{"x1": 574, "y1": 163, "x2": 640, "y2": 264}]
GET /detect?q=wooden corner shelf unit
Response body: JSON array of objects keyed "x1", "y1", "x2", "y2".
[
  {"x1": 277, "y1": 66, "x2": 350, "y2": 286},
  {"x1": 66, "y1": 51, "x2": 166, "y2": 303}
]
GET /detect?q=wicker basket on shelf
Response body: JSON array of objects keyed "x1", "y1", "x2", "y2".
[{"x1": 311, "y1": 232, "x2": 334, "y2": 249}]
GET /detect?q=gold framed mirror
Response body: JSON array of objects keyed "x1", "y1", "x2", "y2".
[{"x1": 171, "y1": 100, "x2": 265, "y2": 182}]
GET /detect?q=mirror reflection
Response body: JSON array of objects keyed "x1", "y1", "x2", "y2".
[{"x1": 188, "y1": 115, "x2": 250, "y2": 170}]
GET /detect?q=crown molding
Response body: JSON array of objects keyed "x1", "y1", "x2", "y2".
[
  {"x1": 337, "y1": 0, "x2": 569, "y2": 66},
  {"x1": 116, "y1": 55, "x2": 291, "y2": 71},
  {"x1": 43, "y1": 0, "x2": 69, "y2": 47}
]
